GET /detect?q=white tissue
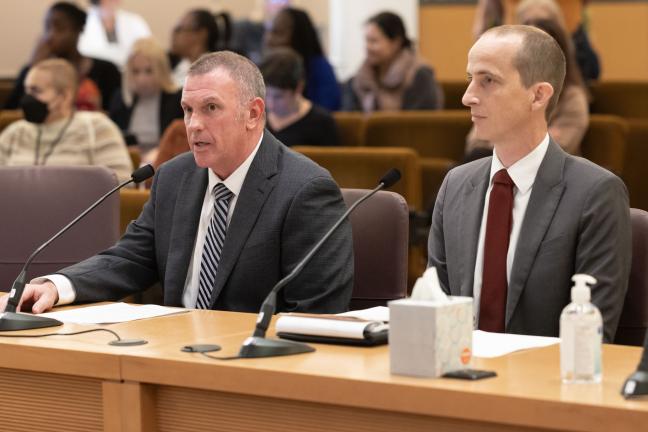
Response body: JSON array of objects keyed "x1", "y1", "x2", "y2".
[{"x1": 410, "y1": 267, "x2": 449, "y2": 303}]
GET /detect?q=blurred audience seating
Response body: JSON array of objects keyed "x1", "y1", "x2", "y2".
[
  {"x1": 581, "y1": 114, "x2": 628, "y2": 176},
  {"x1": 588, "y1": 81, "x2": 648, "y2": 212},
  {"x1": 119, "y1": 189, "x2": 150, "y2": 235},
  {"x1": 292, "y1": 146, "x2": 422, "y2": 211},
  {"x1": 590, "y1": 82, "x2": 648, "y2": 119},
  {"x1": 332, "y1": 111, "x2": 366, "y2": 147},
  {"x1": 0, "y1": 79, "x2": 15, "y2": 108},
  {"x1": 363, "y1": 110, "x2": 471, "y2": 209},
  {"x1": 624, "y1": 122, "x2": 648, "y2": 212},
  {"x1": 0, "y1": 110, "x2": 23, "y2": 133},
  {"x1": 439, "y1": 81, "x2": 469, "y2": 110}
]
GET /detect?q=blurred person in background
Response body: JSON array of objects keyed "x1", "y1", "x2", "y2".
[
  {"x1": 171, "y1": 9, "x2": 232, "y2": 87},
  {"x1": 265, "y1": 7, "x2": 341, "y2": 111},
  {"x1": 78, "y1": 0, "x2": 151, "y2": 68},
  {"x1": 109, "y1": 38, "x2": 183, "y2": 164},
  {"x1": 0, "y1": 59, "x2": 132, "y2": 183},
  {"x1": 5, "y1": 2, "x2": 121, "y2": 112},
  {"x1": 342, "y1": 11, "x2": 443, "y2": 112},
  {"x1": 261, "y1": 48, "x2": 339, "y2": 147}
]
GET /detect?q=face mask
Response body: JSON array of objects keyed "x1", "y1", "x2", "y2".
[{"x1": 20, "y1": 94, "x2": 49, "y2": 124}]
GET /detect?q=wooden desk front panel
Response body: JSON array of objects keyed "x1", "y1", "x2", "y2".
[
  {"x1": 153, "y1": 384, "x2": 550, "y2": 432},
  {"x1": 0, "y1": 368, "x2": 103, "y2": 432}
]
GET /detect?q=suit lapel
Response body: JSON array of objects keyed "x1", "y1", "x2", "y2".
[
  {"x1": 506, "y1": 140, "x2": 566, "y2": 325},
  {"x1": 458, "y1": 160, "x2": 490, "y2": 297},
  {"x1": 164, "y1": 167, "x2": 208, "y2": 306},
  {"x1": 208, "y1": 133, "x2": 280, "y2": 306}
]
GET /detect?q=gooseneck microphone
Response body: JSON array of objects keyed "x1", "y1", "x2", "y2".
[
  {"x1": 621, "y1": 333, "x2": 648, "y2": 398},
  {"x1": 237, "y1": 168, "x2": 402, "y2": 358},
  {"x1": 0, "y1": 165, "x2": 155, "y2": 332}
]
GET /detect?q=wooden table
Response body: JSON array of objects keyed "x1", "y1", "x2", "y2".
[{"x1": 0, "y1": 308, "x2": 647, "y2": 432}]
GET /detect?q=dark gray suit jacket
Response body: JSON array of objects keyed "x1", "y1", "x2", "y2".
[
  {"x1": 428, "y1": 139, "x2": 631, "y2": 341},
  {"x1": 58, "y1": 132, "x2": 354, "y2": 313}
]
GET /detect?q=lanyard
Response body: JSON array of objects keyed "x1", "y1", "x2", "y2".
[{"x1": 34, "y1": 114, "x2": 75, "y2": 166}]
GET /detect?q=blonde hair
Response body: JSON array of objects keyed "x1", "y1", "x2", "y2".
[
  {"x1": 30, "y1": 58, "x2": 78, "y2": 108},
  {"x1": 122, "y1": 37, "x2": 178, "y2": 106}
]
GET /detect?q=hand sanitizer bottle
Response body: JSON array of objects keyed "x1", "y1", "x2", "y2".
[{"x1": 560, "y1": 274, "x2": 603, "y2": 384}]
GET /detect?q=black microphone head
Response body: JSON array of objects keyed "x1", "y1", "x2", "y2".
[
  {"x1": 131, "y1": 164, "x2": 155, "y2": 183},
  {"x1": 379, "y1": 168, "x2": 401, "y2": 189}
]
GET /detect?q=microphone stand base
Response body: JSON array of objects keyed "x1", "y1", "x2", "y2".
[
  {"x1": 622, "y1": 370, "x2": 648, "y2": 399},
  {"x1": 238, "y1": 336, "x2": 315, "y2": 358},
  {"x1": 0, "y1": 312, "x2": 63, "y2": 332}
]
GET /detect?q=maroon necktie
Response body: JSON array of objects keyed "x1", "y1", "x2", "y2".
[{"x1": 479, "y1": 168, "x2": 515, "y2": 332}]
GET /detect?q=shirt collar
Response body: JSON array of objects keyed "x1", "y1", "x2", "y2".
[
  {"x1": 207, "y1": 133, "x2": 263, "y2": 197},
  {"x1": 490, "y1": 133, "x2": 550, "y2": 194}
]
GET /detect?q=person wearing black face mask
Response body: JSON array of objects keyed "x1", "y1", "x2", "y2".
[{"x1": 0, "y1": 59, "x2": 132, "y2": 182}]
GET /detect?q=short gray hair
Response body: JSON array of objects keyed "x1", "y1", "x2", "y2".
[{"x1": 188, "y1": 51, "x2": 266, "y2": 103}]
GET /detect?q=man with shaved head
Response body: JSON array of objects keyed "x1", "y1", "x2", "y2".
[
  {"x1": 427, "y1": 25, "x2": 630, "y2": 341},
  {"x1": 3, "y1": 51, "x2": 353, "y2": 315}
]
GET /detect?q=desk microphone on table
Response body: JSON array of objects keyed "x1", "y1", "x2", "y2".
[
  {"x1": 0, "y1": 165, "x2": 155, "y2": 333},
  {"x1": 621, "y1": 332, "x2": 648, "y2": 399},
  {"x1": 236, "y1": 168, "x2": 402, "y2": 359}
]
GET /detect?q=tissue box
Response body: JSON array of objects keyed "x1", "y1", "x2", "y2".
[{"x1": 389, "y1": 296, "x2": 473, "y2": 377}]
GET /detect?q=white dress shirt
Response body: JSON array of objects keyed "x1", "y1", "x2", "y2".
[
  {"x1": 472, "y1": 133, "x2": 550, "y2": 324},
  {"x1": 41, "y1": 134, "x2": 263, "y2": 307}
]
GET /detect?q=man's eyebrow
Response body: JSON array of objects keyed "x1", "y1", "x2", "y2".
[
  {"x1": 471, "y1": 69, "x2": 503, "y2": 80},
  {"x1": 201, "y1": 96, "x2": 222, "y2": 104}
]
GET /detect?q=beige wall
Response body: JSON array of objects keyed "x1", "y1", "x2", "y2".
[{"x1": 419, "y1": 2, "x2": 648, "y2": 82}]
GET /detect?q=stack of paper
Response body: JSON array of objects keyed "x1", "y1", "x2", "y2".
[{"x1": 41, "y1": 303, "x2": 186, "y2": 324}]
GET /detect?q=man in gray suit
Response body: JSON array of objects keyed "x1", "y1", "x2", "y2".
[
  {"x1": 428, "y1": 25, "x2": 630, "y2": 342},
  {"x1": 3, "y1": 51, "x2": 353, "y2": 314}
]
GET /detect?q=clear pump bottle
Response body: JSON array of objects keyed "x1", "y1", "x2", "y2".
[{"x1": 560, "y1": 274, "x2": 603, "y2": 384}]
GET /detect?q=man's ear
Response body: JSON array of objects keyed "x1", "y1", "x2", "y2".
[
  {"x1": 531, "y1": 82, "x2": 555, "y2": 113},
  {"x1": 245, "y1": 97, "x2": 265, "y2": 130}
]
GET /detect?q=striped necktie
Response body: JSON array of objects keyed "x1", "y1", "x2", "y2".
[{"x1": 196, "y1": 183, "x2": 233, "y2": 309}]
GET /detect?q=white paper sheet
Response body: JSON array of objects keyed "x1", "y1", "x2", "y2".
[
  {"x1": 339, "y1": 306, "x2": 389, "y2": 322},
  {"x1": 339, "y1": 308, "x2": 558, "y2": 357},
  {"x1": 40, "y1": 302, "x2": 186, "y2": 324},
  {"x1": 472, "y1": 330, "x2": 559, "y2": 358}
]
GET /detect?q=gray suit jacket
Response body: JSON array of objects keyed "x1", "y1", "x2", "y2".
[
  {"x1": 58, "y1": 132, "x2": 354, "y2": 313},
  {"x1": 428, "y1": 139, "x2": 631, "y2": 341}
]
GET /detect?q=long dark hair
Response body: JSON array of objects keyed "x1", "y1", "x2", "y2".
[
  {"x1": 281, "y1": 8, "x2": 324, "y2": 62},
  {"x1": 367, "y1": 11, "x2": 412, "y2": 50},
  {"x1": 50, "y1": 2, "x2": 87, "y2": 32},
  {"x1": 190, "y1": 9, "x2": 232, "y2": 52}
]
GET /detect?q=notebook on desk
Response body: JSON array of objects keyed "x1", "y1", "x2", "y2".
[{"x1": 276, "y1": 313, "x2": 388, "y2": 346}]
